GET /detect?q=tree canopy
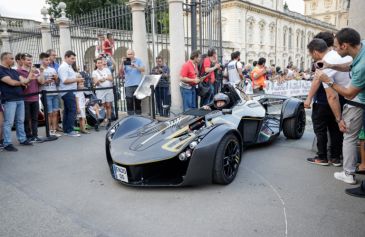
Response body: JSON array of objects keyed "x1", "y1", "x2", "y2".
[{"x1": 47, "y1": 0, "x2": 127, "y2": 17}]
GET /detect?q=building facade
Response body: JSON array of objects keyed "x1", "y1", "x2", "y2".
[
  {"x1": 348, "y1": 0, "x2": 365, "y2": 38},
  {"x1": 304, "y1": 0, "x2": 350, "y2": 30},
  {"x1": 1, "y1": 0, "x2": 339, "y2": 72},
  {"x1": 221, "y1": 0, "x2": 337, "y2": 71}
]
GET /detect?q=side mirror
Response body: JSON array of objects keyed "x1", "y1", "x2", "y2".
[{"x1": 222, "y1": 109, "x2": 232, "y2": 115}]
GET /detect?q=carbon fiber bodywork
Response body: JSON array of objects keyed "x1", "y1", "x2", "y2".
[{"x1": 106, "y1": 85, "x2": 305, "y2": 186}]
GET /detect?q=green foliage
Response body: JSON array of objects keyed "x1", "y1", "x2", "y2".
[
  {"x1": 46, "y1": 0, "x2": 128, "y2": 17},
  {"x1": 284, "y1": 1, "x2": 289, "y2": 10}
]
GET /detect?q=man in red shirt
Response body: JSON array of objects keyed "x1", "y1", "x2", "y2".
[
  {"x1": 180, "y1": 50, "x2": 201, "y2": 112},
  {"x1": 103, "y1": 33, "x2": 114, "y2": 56},
  {"x1": 200, "y1": 48, "x2": 220, "y2": 106},
  {"x1": 17, "y1": 53, "x2": 45, "y2": 142}
]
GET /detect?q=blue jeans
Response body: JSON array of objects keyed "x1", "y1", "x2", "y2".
[
  {"x1": 180, "y1": 87, "x2": 197, "y2": 112},
  {"x1": 200, "y1": 84, "x2": 214, "y2": 107},
  {"x1": 2, "y1": 100, "x2": 27, "y2": 146},
  {"x1": 46, "y1": 95, "x2": 60, "y2": 113},
  {"x1": 61, "y1": 92, "x2": 76, "y2": 133},
  {"x1": 155, "y1": 86, "x2": 170, "y2": 117}
]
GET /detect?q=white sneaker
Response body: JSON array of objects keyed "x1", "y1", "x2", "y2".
[
  {"x1": 64, "y1": 131, "x2": 81, "y2": 137},
  {"x1": 334, "y1": 171, "x2": 356, "y2": 185},
  {"x1": 51, "y1": 130, "x2": 62, "y2": 137}
]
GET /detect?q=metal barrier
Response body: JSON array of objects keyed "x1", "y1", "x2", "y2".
[
  {"x1": 41, "y1": 86, "x2": 119, "y2": 138},
  {"x1": 14, "y1": 86, "x2": 119, "y2": 141}
]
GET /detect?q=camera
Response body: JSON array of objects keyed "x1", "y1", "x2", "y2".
[
  {"x1": 34, "y1": 63, "x2": 41, "y2": 69},
  {"x1": 123, "y1": 58, "x2": 132, "y2": 66}
]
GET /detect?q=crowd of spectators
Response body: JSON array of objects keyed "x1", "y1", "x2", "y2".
[
  {"x1": 0, "y1": 33, "x2": 121, "y2": 151},
  {"x1": 1, "y1": 28, "x2": 364, "y2": 197},
  {"x1": 178, "y1": 27, "x2": 365, "y2": 197},
  {"x1": 305, "y1": 28, "x2": 365, "y2": 198}
]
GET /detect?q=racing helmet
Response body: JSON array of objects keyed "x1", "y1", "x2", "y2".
[{"x1": 213, "y1": 93, "x2": 230, "y2": 109}]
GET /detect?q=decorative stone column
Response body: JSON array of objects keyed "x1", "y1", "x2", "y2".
[
  {"x1": 40, "y1": 7, "x2": 52, "y2": 52},
  {"x1": 0, "y1": 21, "x2": 11, "y2": 53},
  {"x1": 55, "y1": 2, "x2": 71, "y2": 57},
  {"x1": 129, "y1": 0, "x2": 150, "y2": 115},
  {"x1": 129, "y1": 0, "x2": 149, "y2": 73},
  {"x1": 168, "y1": 0, "x2": 185, "y2": 113},
  {"x1": 349, "y1": 0, "x2": 365, "y2": 38}
]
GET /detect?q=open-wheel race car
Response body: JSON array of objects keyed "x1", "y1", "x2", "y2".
[{"x1": 105, "y1": 84, "x2": 306, "y2": 186}]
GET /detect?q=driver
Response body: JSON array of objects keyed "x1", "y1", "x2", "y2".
[{"x1": 202, "y1": 93, "x2": 230, "y2": 111}]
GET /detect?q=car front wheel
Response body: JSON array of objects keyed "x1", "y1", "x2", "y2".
[{"x1": 213, "y1": 134, "x2": 241, "y2": 185}]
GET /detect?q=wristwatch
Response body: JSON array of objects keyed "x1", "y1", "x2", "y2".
[{"x1": 326, "y1": 81, "x2": 334, "y2": 87}]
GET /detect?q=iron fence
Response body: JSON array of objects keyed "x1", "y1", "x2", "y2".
[
  {"x1": 146, "y1": 0, "x2": 170, "y2": 69},
  {"x1": 183, "y1": 0, "x2": 222, "y2": 61},
  {"x1": 0, "y1": 17, "x2": 42, "y2": 63}
]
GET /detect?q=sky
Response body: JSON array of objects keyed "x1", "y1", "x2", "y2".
[{"x1": 0, "y1": 0, "x2": 304, "y2": 21}]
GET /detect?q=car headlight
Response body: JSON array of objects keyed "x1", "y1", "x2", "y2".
[
  {"x1": 107, "y1": 122, "x2": 120, "y2": 141},
  {"x1": 189, "y1": 141, "x2": 198, "y2": 149},
  {"x1": 179, "y1": 152, "x2": 187, "y2": 161}
]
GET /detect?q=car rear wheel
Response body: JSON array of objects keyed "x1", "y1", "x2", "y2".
[
  {"x1": 283, "y1": 105, "x2": 306, "y2": 139},
  {"x1": 213, "y1": 134, "x2": 241, "y2": 185}
]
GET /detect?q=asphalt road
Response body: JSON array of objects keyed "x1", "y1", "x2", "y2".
[{"x1": 0, "y1": 123, "x2": 364, "y2": 237}]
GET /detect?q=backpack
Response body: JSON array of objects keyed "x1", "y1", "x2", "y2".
[{"x1": 198, "y1": 54, "x2": 208, "y2": 77}]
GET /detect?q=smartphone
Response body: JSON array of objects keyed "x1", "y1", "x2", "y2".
[
  {"x1": 123, "y1": 58, "x2": 132, "y2": 66},
  {"x1": 34, "y1": 63, "x2": 41, "y2": 69},
  {"x1": 316, "y1": 62, "x2": 324, "y2": 69}
]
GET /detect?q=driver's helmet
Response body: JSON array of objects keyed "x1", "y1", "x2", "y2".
[{"x1": 213, "y1": 93, "x2": 230, "y2": 109}]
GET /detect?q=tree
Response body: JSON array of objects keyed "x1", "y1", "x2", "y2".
[
  {"x1": 284, "y1": 1, "x2": 289, "y2": 10},
  {"x1": 47, "y1": 0, "x2": 128, "y2": 18}
]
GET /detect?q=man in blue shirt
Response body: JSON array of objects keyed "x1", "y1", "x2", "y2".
[
  {"x1": 120, "y1": 49, "x2": 145, "y2": 115},
  {"x1": 47, "y1": 49, "x2": 59, "y2": 72}
]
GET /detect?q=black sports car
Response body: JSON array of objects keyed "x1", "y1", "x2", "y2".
[{"x1": 105, "y1": 85, "x2": 306, "y2": 186}]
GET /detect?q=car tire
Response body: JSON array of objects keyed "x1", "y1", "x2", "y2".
[
  {"x1": 213, "y1": 134, "x2": 241, "y2": 185},
  {"x1": 283, "y1": 105, "x2": 306, "y2": 139}
]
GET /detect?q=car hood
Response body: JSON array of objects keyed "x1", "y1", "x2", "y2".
[{"x1": 109, "y1": 114, "x2": 207, "y2": 165}]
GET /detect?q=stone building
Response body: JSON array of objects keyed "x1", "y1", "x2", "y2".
[
  {"x1": 348, "y1": 0, "x2": 365, "y2": 38},
  {"x1": 304, "y1": 0, "x2": 350, "y2": 29},
  {"x1": 221, "y1": 0, "x2": 337, "y2": 71},
  {"x1": 1, "y1": 0, "x2": 339, "y2": 72}
]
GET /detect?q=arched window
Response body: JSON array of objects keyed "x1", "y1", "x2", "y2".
[
  {"x1": 259, "y1": 20, "x2": 266, "y2": 45},
  {"x1": 311, "y1": 1, "x2": 317, "y2": 10},
  {"x1": 269, "y1": 22, "x2": 276, "y2": 46},
  {"x1": 247, "y1": 17, "x2": 255, "y2": 44},
  {"x1": 283, "y1": 27, "x2": 287, "y2": 48},
  {"x1": 288, "y1": 28, "x2": 293, "y2": 49},
  {"x1": 296, "y1": 30, "x2": 300, "y2": 49},
  {"x1": 300, "y1": 31, "x2": 305, "y2": 50}
]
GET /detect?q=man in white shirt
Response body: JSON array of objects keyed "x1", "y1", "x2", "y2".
[
  {"x1": 226, "y1": 51, "x2": 243, "y2": 87},
  {"x1": 58, "y1": 50, "x2": 84, "y2": 137},
  {"x1": 308, "y1": 38, "x2": 362, "y2": 184}
]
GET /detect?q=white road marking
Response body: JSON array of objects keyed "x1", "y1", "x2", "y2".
[{"x1": 245, "y1": 167, "x2": 288, "y2": 237}]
